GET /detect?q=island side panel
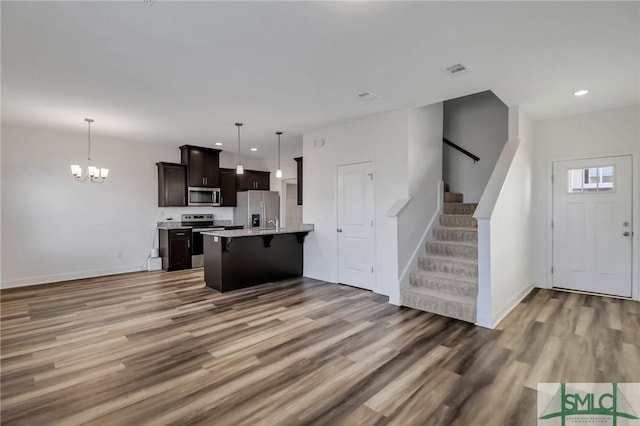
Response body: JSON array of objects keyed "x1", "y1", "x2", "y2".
[
  {"x1": 210, "y1": 233, "x2": 304, "y2": 292},
  {"x1": 204, "y1": 235, "x2": 223, "y2": 291}
]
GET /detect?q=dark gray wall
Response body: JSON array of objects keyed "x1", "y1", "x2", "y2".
[{"x1": 443, "y1": 91, "x2": 508, "y2": 203}]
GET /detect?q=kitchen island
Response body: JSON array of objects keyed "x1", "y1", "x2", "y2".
[{"x1": 202, "y1": 224, "x2": 314, "y2": 292}]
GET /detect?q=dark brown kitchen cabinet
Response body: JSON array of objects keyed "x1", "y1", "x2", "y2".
[
  {"x1": 219, "y1": 168, "x2": 237, "y2": 206},
  {"x1": 237, "y1": 170, "x2": 270, "y2": 191},
  {"x1": 156, "y1": 162, "x2": 187, "y2": 207},
  {"x1": 159, "y1": 229, "x2": 192, "y2": 271},
  {"x1": 180, "y1": 145, "x2": 221, "y2": 188},
  {"x1": 294, "y1": 157, "x2": 303, "y2": 205}
]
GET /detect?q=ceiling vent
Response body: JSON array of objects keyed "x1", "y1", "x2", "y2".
[
  {"x1": 357, "y1": 91, "x2": 380, "y2": 101},
  {"x1": 445, "y1": 63, "x2": 469, "y2": 75}
]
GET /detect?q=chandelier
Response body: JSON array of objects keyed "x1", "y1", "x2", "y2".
[{"x1": 70, "y1": 118, "x2": 109, "y2": 183}]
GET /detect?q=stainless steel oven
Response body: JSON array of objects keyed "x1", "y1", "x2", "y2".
[
  {"x1": 190, "y1": 227, "x2": 224, "y2": 267},
  {"x1": 181, "y1": 214, "x2": 216, "y2": 267},
  {"x1": 179, "y1": 214, "x2": 243, "y2": 268}
]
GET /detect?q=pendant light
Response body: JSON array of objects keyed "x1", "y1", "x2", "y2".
[
  {"x1": 70, "y1": 118, "x2": 109, "y2": 183},
  {"x1": 235, "y1": 122, "x2": 244, "y2": 175},
  {"x1": 275, "y1": 131, "x2": 283, "y2": 178}
]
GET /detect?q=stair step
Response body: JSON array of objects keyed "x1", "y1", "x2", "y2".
[
  {"x1": 433, "y1": 226, "x2": 477, "y2": 243},
  {"x1": 426, "y1": 240, "x2": 478, "y2": 260},
  {"x1": 401, "y1": 287, "x2": 476, "y2": 323},
  {"x1": 444, "y1": 192, "x2": 463, "y2": 203},
  {"x1": 443, "y1": 202, "x2": 478, "y2": 215},
  {"x1": 418, "y1": 255, "x2": 478, "y2": 277},
  {"x1": 409, "y1": 270, "x2": 478, "y2": 297},
  {"x1": 439, "y1": 214, "x2": 477, "y2": 228}
]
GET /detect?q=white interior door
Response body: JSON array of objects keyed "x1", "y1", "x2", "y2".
[
  {"x1": 552, "y1": 155, "x2": 633, "y2": 297},
  {"x1": 337, "y1": 162, "x2": 375, "y2": 290}
]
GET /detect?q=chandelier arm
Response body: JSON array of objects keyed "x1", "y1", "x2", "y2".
[{"x1": 75, "y1": 170, "x2": 89, "y2": 183}]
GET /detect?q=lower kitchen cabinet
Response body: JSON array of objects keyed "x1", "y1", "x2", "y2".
[{"x1": 159, "y1": 229, "x2": 192, "y2": 271}]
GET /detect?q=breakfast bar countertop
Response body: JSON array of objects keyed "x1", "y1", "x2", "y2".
[{"x1": 202, "y1": 224, "x2": 314, "y2": 238}]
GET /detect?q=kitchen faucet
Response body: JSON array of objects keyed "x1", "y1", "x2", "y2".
[{"x1": 268, "y1": 217, "x2": 280, "y2": 231}]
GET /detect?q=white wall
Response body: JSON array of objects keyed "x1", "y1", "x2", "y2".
[
  {"x1": 474, "y1": 107, "x2": 534, "y2": 328},
  {"x1": 283, "y1": 181, "x2": 302, "y2": 228},
  {"x1": 443, "y1": 91, "x2": 508, "y2": 203},
  {"x1": 260, "y1": 134, "x2": 302, "y2": 196},
  {"x1": 490, "y1": 109, "x2": 534, "y2": 326},
  {"x1": 259, "y1": 134, "x2": 303, "y2": 224},
  {"x1": 0, "y1": 124, "x2": 265, "y2": 288},
  {"x1": 220, "y1": 151, "x2": 266, "y2": 177},
  {"x1": 303, "y1": 109, "x2": 409, "y2": 298},
  {"x1": 397, "y1": 103, "x2": 443, "y2": 299},
  {"x1": 532, "y1": 105, "x2": 640, "y2": 300}
]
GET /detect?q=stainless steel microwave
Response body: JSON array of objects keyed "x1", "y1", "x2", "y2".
[{"x1": 188, "y1": 187, "x2": 221, "y2": 206}]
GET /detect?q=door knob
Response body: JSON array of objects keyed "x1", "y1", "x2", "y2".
[
  {"x1": 623, "y1": 231, "x2": 631, "y2": 237},
  {"x1": 337, "y1": 228, "x2": 343, "y2": 233}
]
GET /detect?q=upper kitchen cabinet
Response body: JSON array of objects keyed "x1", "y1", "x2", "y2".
[
  {"x1": 237, "y1": 170, "x2": 270, "y2": 191},
  {"x1": 180, "y1": 145, "x2": 221, "y2": 188},
  {"x1": 156, "y1": 162, "x2": 187, "y2": 207},
  {"x1": 294, "y1": 157, "x2": 303, "y2": 205},
  {"x1": 219, "y1": 168, "x2": 237, "y2": 206}
]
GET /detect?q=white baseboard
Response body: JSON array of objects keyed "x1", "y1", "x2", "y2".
[
  {"x1": 0, "y1": 265, "x2": 144, "y2": 289},
  {"x1": 388, "y1": 293, "x2": 400, "y2": 305},
  {"x1": 533, "y1": 280, "x2": 552, "y2": 289},
  {"x1": 475, "y1": 312, "x2": 493, "y2": 329},
  {"x1": 491, "y1": 284, "x2": 534, "y2": 328}
]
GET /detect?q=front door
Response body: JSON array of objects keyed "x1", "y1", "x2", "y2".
[
  {"x1": 337, "y1": 162, "x2": 375, "y2": 290},
  {"x1": 552, "y1": 155, "x2": 633, "y2": 297}
]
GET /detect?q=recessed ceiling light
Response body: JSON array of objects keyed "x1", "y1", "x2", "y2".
[
  {"x1": 215, "y1": 142, "x2": 223, "y2": 146},
  {"x1": 250, "y1": 148, "x2": 258, "y2": 151},
  {"x1": 574, "y1": 90, "x2": 589, "y2": 96}
]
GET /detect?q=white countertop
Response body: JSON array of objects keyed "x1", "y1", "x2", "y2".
[{"x1": 202, "y1": 224, "x2": 314, "y2": 238}]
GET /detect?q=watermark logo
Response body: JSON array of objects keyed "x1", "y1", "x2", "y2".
[{"x1": 538, "y1": 383, "x2": 640, "y2": 425}]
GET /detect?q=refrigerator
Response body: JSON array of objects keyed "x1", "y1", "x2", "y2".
[{"x1": 234, "y1": 191, "x2": 280, "y2": 229}]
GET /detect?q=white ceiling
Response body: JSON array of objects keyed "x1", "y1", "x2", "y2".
[{"x1": 2, "y1": 1, "x2": 638, "y2": 154}]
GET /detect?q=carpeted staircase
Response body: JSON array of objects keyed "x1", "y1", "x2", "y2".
[{"x1": 401, "y1": 191, "x2": 478, "y2": 323}]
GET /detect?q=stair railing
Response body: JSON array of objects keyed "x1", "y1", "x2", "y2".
[{"x1": 443, "y1": 138, "x2": 480, "y2": 163}]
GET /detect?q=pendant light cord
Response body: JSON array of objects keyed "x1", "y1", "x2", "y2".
[
  {"x1": 236, "y1": 123, "x2": 242, "y2": 164},
  {"x1": 87, "y1": 120, "x2": 92, "y2": 161}
]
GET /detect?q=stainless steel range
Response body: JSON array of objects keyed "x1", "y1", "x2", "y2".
[{"x1": 180, "y1": 214, "x2": 222, "y2": 268}]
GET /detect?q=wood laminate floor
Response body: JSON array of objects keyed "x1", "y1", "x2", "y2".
[{"x1": 1, "y1": 270, "x2": 638, "y2": 425}]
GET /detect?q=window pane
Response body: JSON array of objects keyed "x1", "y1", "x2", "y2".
[
  {"x1": 567, "y1": 166, "x2": 614, "y2": 193},
  {"x1": 598, "y1": 166, "x2": 614, "y2": 191},
  {"x1": 568, "y1": 169, "x2": 584, "y2": 193}
]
